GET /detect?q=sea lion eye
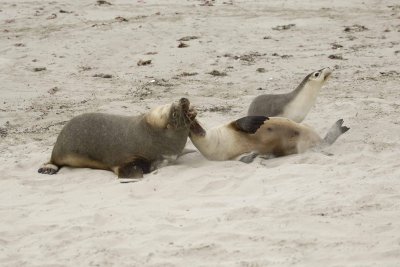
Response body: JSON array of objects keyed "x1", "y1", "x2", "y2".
[
  {"x1": 172, "y1": 111, "x2": 177, "y2": 118},
  {"x1": 314, "y1": 72, "x2": 320, "y2": 77}
]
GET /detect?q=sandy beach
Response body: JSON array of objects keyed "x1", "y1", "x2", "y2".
[{"x1": 1, "y1": 0, "x2": 400, "y2": 266}]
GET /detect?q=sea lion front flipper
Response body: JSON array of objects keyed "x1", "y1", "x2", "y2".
[
  {"x1": 190, "y1": 119, "x2": 206, "y2": 137},
  {"x1": 238, "y1": 152, "x2": 260, "y2": 163},
  {"x1": 117, "y1": 158, "x2": 151, "y2": 179},
  {"x1": 232, "y1": 116, "x2": 269, "y2": 134},
  {"x1": 38, "y1": 163, "x2": 60, "y2": 175}
]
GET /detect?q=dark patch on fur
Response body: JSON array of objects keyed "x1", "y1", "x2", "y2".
[{"x1": 232, "y1": 116, "x2": 269, "y2": 134}]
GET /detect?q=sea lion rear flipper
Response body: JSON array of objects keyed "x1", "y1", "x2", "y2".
[
  {"x1": 232, "y1": 116, "x2": 269, "y2": 134},
  {"x1": 323, "y1": 119, "x2": 350, "y2": 145},
  {"x1": 117, "y1": 158, "x2": 151, "y2": 179}
]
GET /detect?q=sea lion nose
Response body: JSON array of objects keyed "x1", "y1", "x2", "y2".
[{"x1": 179, "y1": 98, "x2": 190, "y2": 110}]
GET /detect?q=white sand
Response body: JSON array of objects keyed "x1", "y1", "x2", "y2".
[{"x1": 1, "y1": 0, "x2": 400, "y2": 266}]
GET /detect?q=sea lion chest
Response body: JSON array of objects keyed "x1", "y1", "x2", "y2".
[{"x1": 280, "y1": 87, "x2": 319, "y2": 122}]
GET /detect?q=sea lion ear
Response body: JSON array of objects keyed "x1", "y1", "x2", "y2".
[{"x1": 232, "y1": 116, "x2": 269, "y2": 134}]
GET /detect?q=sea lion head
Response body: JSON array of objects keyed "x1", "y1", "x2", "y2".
[
  {"x1": 167, "y1": 98, "x2": 197, "y2": 130},
  {"x1": 308, "y1": 67, "x2": 332, "y2": 83},
  {"x1": 293, "y1": 67, "x2": 332, "y2": 94},
  {"x1": 146, "y1": 98, "x2": 197, "y2": 130}
]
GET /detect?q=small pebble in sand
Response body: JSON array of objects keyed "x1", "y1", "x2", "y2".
[
  {"x1": 33, "y1": 67, "x2": 46, "y2": 72},
  {"x1": 47, "y1": 13, "x2": 57, "y2": 20},
  {"x1": 0, "y1": 128, "x2": 7, "y2": 138},
  {"x1": 331, "y1": 43, "x2": 343, "y2": 50},
  {"x1": 256, "y1": 68, "x2": 266, "y2": 73},
  {"x1": 48, "y1": 87, "x2": 60, "y2": 94},
  {"x1": 379, "y1": 70, "x2": 399, "y2": 77},
  {"x1": 93, "y1": 73, "x2": 113, "y2": 78},
  {"x1": 200, "y1": 0, "x2": 215, "y2": 6},
  {"x1": 137, "y1": 59, "x2": 152, "y2": 66},
  {"x1": 59, "y1": 9, "x2": 73, "y2": 14},
  {"x1": 178, "y1": 72, "x2": 198, "y2": 77},
  {"x1": 178, "y1": 42, "x2": 189, "y2": 48},
  {"x1": 115, "y1": 16, "x2": 128, "y2": 22},
  {"x1": 272, "y1": 24, "x2": 295, "y2": 31},
  {"x1": 344, "y1": 24, "x2": 368, "y2": 32},
  {"x1": 272, "y1": 53, "x2": 292, "y2": 59},
  {"x1": 328, "y1": 54, "x2": 344, "y2": 60},
  {"x1": 207, "y1": 70, "x2": 227, "y2": 76},
  {"x1": 96, "y1": 0, "x2": 112, "y2": 6},
  {"x1": 178, "y1": 36, "x2": 199, "y2": 41},
  {"x1": 14, "y1": 43, "x2": 25, "y2": 47},
  {"x1": 79, "y1": 66, "x2": 92, "y2": 71}
]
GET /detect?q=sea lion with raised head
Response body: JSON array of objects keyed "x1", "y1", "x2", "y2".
[
  {"x1": 38, "y1": 98, "x2": 196, "y2": 178},
  {"x1": 189, "y1": 115, "x2": 349, "y2": 162},
  {"x1": 248, "y1": 68, "x2": 332, "y2": 122}
]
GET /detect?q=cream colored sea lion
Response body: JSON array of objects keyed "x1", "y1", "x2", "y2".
[
  {"x1": 38, "y1": 98, "x2": 196, "y2": 178},
  {"x1": 248, "y1": 68, "x2": 332, "y2": 122},
  {"x1": 189, "y1": 115, "x2": 349, "y2": 162}
]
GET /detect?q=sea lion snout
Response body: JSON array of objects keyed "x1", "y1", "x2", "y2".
[
  {"x1": 179, "y1": 98, "x2": 190, "y2": 111},
  {"x1": 177, "y1": 97, "x2": 197, "y2": 121},
  {"x1": 321, "y1": 67, "x2": 332, "y2": 80}
]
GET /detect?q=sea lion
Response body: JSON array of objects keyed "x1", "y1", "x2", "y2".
[
  {"x1": 189, "y1": 115, "x2": 349, "y2": 162},
  {"x1": 247, "y1": 68, "x2": 332, "y2": 122},
  {"x1": 38, "y1": 98, "x2": 197, "y2": 178}
]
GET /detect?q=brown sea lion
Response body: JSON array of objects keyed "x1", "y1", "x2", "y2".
[
  {"x1": 38, "y1": 98, "x2": 196, "y2": 178},
  {"x1": 189, "y1": 115, "x2": 349, "y2": 162}
]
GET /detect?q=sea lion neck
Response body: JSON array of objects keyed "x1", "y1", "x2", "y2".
[{"x1": 289, "y1": 72, "x2": 313, "y2": 97}]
